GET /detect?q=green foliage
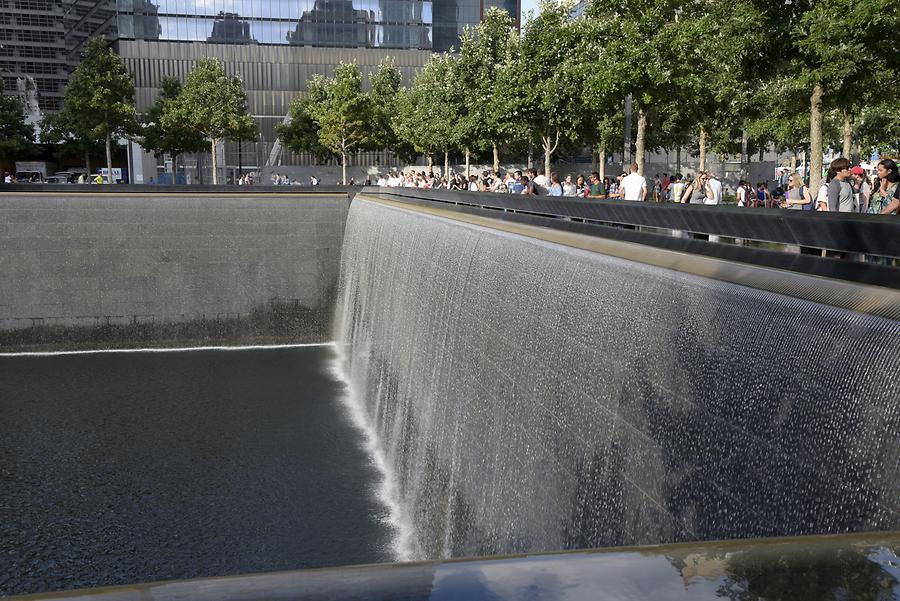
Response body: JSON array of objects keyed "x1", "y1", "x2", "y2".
[
  {"x1": 857, "y1": 99, "x2": 900, "y2": 155},
  {"x1": 456, "y1": 8, "x2": 521, "y2": 161},
  {"x1": 278, "y1": 76, "x2": 338, "y2": 163},
  {"x1": 140, "y1": 77, "x2": 207, "y2": 165},
  {"x1": 368, "y1": 59, "x2": 403, "y2": 152},
  {"x1": 393, "y1": 54, "x2": 462, "y2": 158},
  {"x1": 59, "y1": 37, "x2": 136, "y2": 179},
  {"x1": 162, "y1": 57, "x2": 256, "y2": 144},
  {"x1": 0, "y1": 95, "x2": 34, "y2": 158},
  {"x1": 276, "y1": 0, "x2": 899, "y2": 175},
  {"x1": 64, "y1": 37, "x2": 137, "y2": 141},
  {"x1": 162, "y1": 57, "x2": 256, "y2": 184},
  {"x1": 514, "y1": 0, "x2": 589, "y2": 173},
  {"x1": 295, "y1": 62, "x2": 373, "y2": 183}
]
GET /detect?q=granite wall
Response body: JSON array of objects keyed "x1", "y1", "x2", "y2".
[{"x1": 0, "y1": 192, "x2": 349, "y2": 350}]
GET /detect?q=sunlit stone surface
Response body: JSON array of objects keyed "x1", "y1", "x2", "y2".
[{"x1": 335, "y1": 199, "x2": 900, "y2": 560}]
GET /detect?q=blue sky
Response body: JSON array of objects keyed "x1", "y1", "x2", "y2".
[{"x1": 521, "y1": 0, "x2": 540, "y2": 20}]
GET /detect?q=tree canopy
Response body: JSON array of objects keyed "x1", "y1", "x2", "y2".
[
  {"x1": 59, "y1": 37, "x2": 136, "y2": 182},
  {"x1": 0, "y1": 95, "x2": 35, "y2": 159},
  {"x1": 269, "y1": 0, "x2": 900, "y2": 184},
  {"x1": 140, "y1": 77, "x2": 207, "y2": 175},
  {"x1": 162, "y1": 57, "x2": 256, "y2": 184}
]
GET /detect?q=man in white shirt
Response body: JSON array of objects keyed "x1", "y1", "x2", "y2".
[
  {"x1": 705, "y1": 174, "x2": 722, "y2": 205},
  {"x1": 621, "y1": 163, "x2": 647, "y2": 201},
  {"x1": 532, "y1": 169, "x2": 550, "y2": 195}
]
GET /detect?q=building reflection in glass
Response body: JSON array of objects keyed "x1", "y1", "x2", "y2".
[
  {"x1": 115, "y1": 0, "x2": 515, "y2": 52},
  {"x1": 208, "y1": 12, "x2": 256, "y2": 44}
]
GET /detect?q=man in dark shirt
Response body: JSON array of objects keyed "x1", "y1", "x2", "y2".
[{"x1": 587, "y1": 172, "x2": 606, "y2": 198}]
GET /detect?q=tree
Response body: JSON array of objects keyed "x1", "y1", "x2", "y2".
[
  {"x1": 304, "y1": 63, "x2": 372, "y2": 185},
  {"x1": 669, "y1": 0, "x2": 766, "y2": 175},
  {"x1": 857, "y1": 99, "x2": 900, "y2": 157},
  {"x1": 514, "y1": 0, "x2": 587, "y2": 178},
  {"x1": 368, "y1": 58, "x2": 417, "y2": 163},
  {"x1": 586, "y1": 0, "x2": 684, "y2": 175},
  {"x1": 140, "y1": 77, "x2": 207, "y2": 179},
  {"x1": 162, "y1": 57, "x2": 256, "y2": 185},
  {"x1": 457, "y1": 8, "x2": 520, "y2": 172},
  {"x1": 41, "y1": 110, "x2": 105, "y2": 174},
  {"x1": 0, "y1": 95, "x2": 34, "y2": 159},
  {"x1": 394, "y1": 54, "x2": 463, "y2": 178},
  {"x1": 792, "y1": 0, "x2": 898, "y2": 190},
  {"x1": 278, "y1": 76, "x2": 338, "y2": 164},
  {"x1": 62, "y1": 37, "x2": 136, "y2": 183}
]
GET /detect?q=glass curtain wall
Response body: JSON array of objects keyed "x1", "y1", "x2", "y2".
[{"x1": 116, "y1": 0, "x2": 442, "y2": 50}]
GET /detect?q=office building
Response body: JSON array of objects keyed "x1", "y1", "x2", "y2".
[{"x1": 3, "y1": 1, "x2": 520, "y2": 181}]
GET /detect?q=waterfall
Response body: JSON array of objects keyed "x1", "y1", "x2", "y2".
[{"x1": 334, "y1": 198, "x2": 900, "y2": 561}]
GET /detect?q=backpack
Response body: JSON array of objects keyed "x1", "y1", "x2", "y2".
[{"x1": 800, "y1": 186, "x2": 815, "y2": 211}]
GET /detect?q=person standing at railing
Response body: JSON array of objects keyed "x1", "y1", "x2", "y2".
[
  {"x1": 868, "y1": 159, "x2": 900, "y2": 215},
  {"x1": 783, "y1": 172, "x2": 814, "y2": 210},
  {"x1": 548, "y1": 173, "x2": 564, "y2": 196},
  {"x1": 849, "y1": 166, "x2": 871, "y2": 212},
  {"x1": 705, "y1": 173, "x2": 723, "y2": 205},
  {"x1": 670, "y1": 174, "x2": 685, "y2": 204},
  {"x1": 587, "y1": 172, "x2": 606, "y2": 198},
  {"x1": 621, "y1": 163, "x2": 647, "y2": 201},
  {"x1": 826, "y1": 158, "x2": 857, "y2": 212},
  {"x1": 682, "y1": 173, "x2": 707, "y2": 204}
]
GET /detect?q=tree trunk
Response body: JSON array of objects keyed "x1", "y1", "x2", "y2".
[
  {"x1": 426, "y1": 154, "x2": 433, "y2": 172},
  {"x1": 527, "y1": 145, "x2": 534, "y2": 169},
  {"x1": 105, "y1": 132, "x2": 114, "y2": 184},
  {"x1": 464, "y1": 148, "x2": 470, "y2": 179},
  {"x1": 698, "y1": 127, "x2": 707, "y2": 173},
  {"x1": 635, "y1": 107, "x2": 647, "y2": 176},
  {"x1": 842, "y1": 111, "x2": 852, "y2": 159},
  {"x1": 852, "y1": 141, "x2": 861, "y2": 166},
  {"x1": 623, "y1": 94, "x2": 633, "y2": 165},
  {"x1": 598, "y1": 142, "x2": 606, "y2": 181},
  {"x1": 800, "y1": 147, "x2": 808, "y2": 183},
  {"x1": 544, "y1": 138, "x2": 552, "y2": 180},
  {"x1": 492, "y1": 142, "x2": 499, "y2": 173},
  {"x1": 444, "y1": 150, "x2": 449, "y2": 181},
  {"x1": 809, "y1": 82, "x2": 824, "y2": 195},
  {"x1": 676, "y1": 147, "x2": 681, "y2": 176},
  {"x1": 740, "y1": 128, "x2": 749, "y2": 181},
  {"x1": 341, "y1": 150, "x2": 347, "y2": 186},
  {"x1": 591, "y1": 147, "x2": 598, "y2": 173},
  {"x1": 84, "y1": 150, "x2": 91, "y2": 176},
  {"x1": 210, "y1": 139, "x2": 219, "y2": 185},
  {"x1": 790, "y1": 152, "x2": 798, "y2": 172}
]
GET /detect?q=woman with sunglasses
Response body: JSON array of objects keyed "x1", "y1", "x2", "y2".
[
  {"x1": 783, "y1": 172, "x2": 814, "y2": 210},
  {"x1": 681, "y1": 172, "x2": 708, "y2": 204}
]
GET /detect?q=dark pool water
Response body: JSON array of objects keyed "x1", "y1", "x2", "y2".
[{"x1": 0, "y1": 345, "x2": 392, "y2": 596}]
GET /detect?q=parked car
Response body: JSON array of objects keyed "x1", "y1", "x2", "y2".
[
  {"x1": 45, "y1": 175, "x2": 73, "y2": 184},
  {"x1": 52, "y1": 171, "x2": 79, "y2": 183}
]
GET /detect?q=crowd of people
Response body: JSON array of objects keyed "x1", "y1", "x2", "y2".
[{"x1": 367, "y1": 157, "x2": 900, "y2": 215}]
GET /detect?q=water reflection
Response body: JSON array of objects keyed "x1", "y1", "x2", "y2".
[
  {"x1": 426, "y1": 536, "x2": 900, "y2": 601},
  {"x1": 26, "y1": 533, "x2": 900, "y2": 600}
]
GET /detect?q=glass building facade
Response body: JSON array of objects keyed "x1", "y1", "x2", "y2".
[{"x1": 115, "y1": 0, "x2": 518, "y2": 52}]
